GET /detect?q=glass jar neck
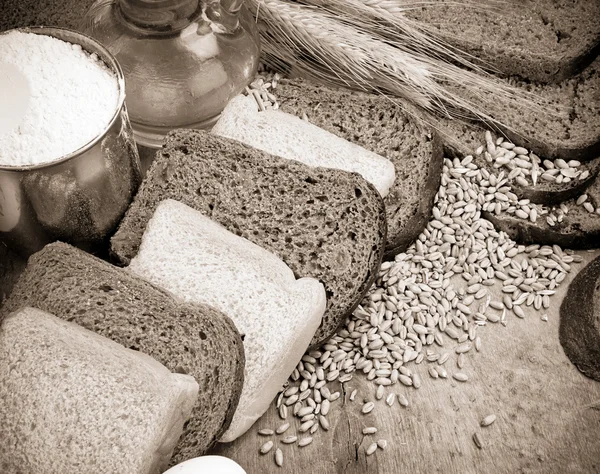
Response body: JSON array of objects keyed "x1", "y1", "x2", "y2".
[{"x1": 118, "y1": 0, "x2": 202, "y2": 31}]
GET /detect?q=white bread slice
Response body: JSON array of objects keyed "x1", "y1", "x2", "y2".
[
  {"x1": 211, "y1": 94, "x2": 396, "y2": 197},
  {"x1": 128, "y1": 199, "x2": 327, "y2": 442},
  {"x1": 0, "y1": 307, "x2": 199, "y2": 474}
]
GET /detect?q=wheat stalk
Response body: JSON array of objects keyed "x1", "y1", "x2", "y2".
[
  {"x1": 299, "y1": 0, "x2": 502, "y2": 73},
  {"x1": 250, "y1": 0, "x2": 547, "y2": 128}
]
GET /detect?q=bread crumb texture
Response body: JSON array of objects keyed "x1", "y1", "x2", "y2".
[
  {"x1": 0, "y1": 242, "x2": 245, "y2": 464},
  {"x1": 111, "y1": 130, "x2": 386, "y2": 345}
]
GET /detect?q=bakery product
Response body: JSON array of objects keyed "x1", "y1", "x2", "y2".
[
  {"x1": 111, "y1": 130, "x2": 387, "y2": 346},
  {"x1": 128, "y1": 199, "x2": 326, "y2": 442},
  {"x1": 273, "y1": 77, "x2": 444, "y2": 258},
  {"x1": 406, "y1": 0, "x2": 600, "y2": 84},
  {"x1": 0, "y1": 0, "x2": 94, "y2": 32},
  {"x1": 482, "y1": 173, "x2": 600, "y2": 250},
  {"x1": 0, "y1": 242, "x2": 245, "y2": 464},
  {"x1": 211, "y1": 94, "x2": 396, "y2": 197},
  {"x1": 438, "y1": 56, "x2": 600, "y2": 163},
  {"x1": 559, "y1": 255, "x2": 600, "y2": 381},
  {"x1": 0, "y1": 243, "x2": 25, "y2": 304},
  {"x1": 0, "y1": 306, "x2": 199, "y2": 474}
]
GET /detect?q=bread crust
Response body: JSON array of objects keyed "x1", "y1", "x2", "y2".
[{"x1": 559, "y1": 255, "x2": 600, "y2": 381}]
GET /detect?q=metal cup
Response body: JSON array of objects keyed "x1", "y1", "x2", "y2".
[{"x1": 0, "y1": 27, "x2": 142, "y2": 257}]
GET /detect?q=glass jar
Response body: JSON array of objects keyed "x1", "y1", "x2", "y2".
[{"x1": 81, "y1": 0, "x2": 261, "y2": 148}]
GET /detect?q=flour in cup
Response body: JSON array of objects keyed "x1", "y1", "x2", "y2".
[{"x1": 0, "y1": 31, "x2": 119, "y2": 167}]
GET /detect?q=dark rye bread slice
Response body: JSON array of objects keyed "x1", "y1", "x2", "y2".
[
  {"x1": 559, "y1": 254, "x2": 600, "y2": 381},
  {"x1": 0, "y1": 242, "x2": 245, "y2": 465},
  {"x1": 405, "y1": 0, "x2": 600, "y2": 84},
  {"x1": 482, "y1": 173, "x2": 600, "y2": 250},
  {"x1": 438, "y1": 56, "x2": 600, "y2": 164},
  {"x1": 274, "y1": 78, "x2": 444, "y2": 259},
  {"x1": 111, "y1": 130, "x2": 387, "y2": 347},
  {"x1": 0, "y1": 0, "x2": 95, "y2": 32}
]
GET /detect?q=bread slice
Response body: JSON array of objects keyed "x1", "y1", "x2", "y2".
[
  {"x1": 0, "y1": 242, "x2": 245, "y2": 464},
  {"x1": 482, "y1": 174, "x2": 600, "y2": 250},
  {"x1": 110, "y1": 130, "x2": 386, "y2": 346},
  {"x1": 0, "y1": 306, "x2": 199, "y2": 474},
  {"x1": 273, "y1": 77, "x2": 444, "y2": 258},
  {"x1": 438, "y1": 56, "x2": 600, "y2": 163},
  {"x1": 0, "y1": 0, "x2": 94, "y2": 32},
  {"x1": 128, "y1": 199, "x2": 326, "y2": 442},
  {"x1": 211, "y1": 94, "x2": 396, "y2": 197},
  {"x1": 406, "y1": 0, "x2": 600, "y2": 84},
  {"x1": 559, "y1": 255, "x2": 600, "y2": 381}
]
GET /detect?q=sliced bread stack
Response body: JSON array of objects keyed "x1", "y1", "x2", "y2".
[
  {"x1": 0, "y1": 306, "x2": 199, "y2": 474},
  {"x1": 111, "y1": 130, "x2": 387, "y2": 346},
  {"x1": 0, "y1": 242, "x2": 245, "y2": 464},
  {"x1": 272, "y1": 77, "x2": 444, "y2": 259},
  {"x1": 128, "y1": 199, "x2": 327, "y2": 441}
]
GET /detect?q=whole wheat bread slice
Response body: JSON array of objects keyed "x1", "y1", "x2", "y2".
[
  {"x1": 406, "y1": 0, "x2": 600, "y2": 84},
  {"x1": 0, "y1": 242, "x2": 245, "y2": 465},
  {"x1": 0, "y1": 307, "x2": 199, "y2": 474},
  {"x1": 111, "y1": 130, "x2": 387, "y2": 347},
  {"x1": 0, "y1": 243, "x2": 25, "y2": 304},
  {"x1": 273, "y1": 78, "x2": 444, "y2": 259},
  {"x1": 438, "y1": 56, "x2": 600, "y2": 164},
  {"x1": 559, "y1": 255, "x2": 600, "y2": 381}
]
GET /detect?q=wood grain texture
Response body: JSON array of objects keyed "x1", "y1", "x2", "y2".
[{"x1": 212, "y1": 250, "x2": 600, "y2": 474}]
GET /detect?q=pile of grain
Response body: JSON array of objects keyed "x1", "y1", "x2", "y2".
[{"x1": 243, "y1": 78, "x2": 582, "y2": 467}]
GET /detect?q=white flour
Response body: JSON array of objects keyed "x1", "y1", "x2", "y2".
[{"x1": 0, "y1": 31, "x2": 119, "y2": 167}]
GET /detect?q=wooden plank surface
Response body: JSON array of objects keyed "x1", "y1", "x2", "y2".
[{"x1": 212, "y1": 249, "x2": 600, "y2": 474}]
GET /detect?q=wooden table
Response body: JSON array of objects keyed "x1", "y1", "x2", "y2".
[{"x1": 213, "y1": 250, "x2": 600, "y2": 474}]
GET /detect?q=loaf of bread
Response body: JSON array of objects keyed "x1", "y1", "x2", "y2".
[
  {"x1": 0, "y1": 242, "x2": 245, "y2": 464},
  {"x1": 0, "y1": 306, "x2": 199, "y2": 474},
  {"x1": 211, "y1": 94, "x2": 396, "y2": 197},
  {"x1": 128, "y1": 199, "x2": 326, "y2": 442},
  {"x1": 111, "y1": 130, "x2": 386, "y2": 346},
  {"x1": 559, "y1": 255, "x2": 600, "y2": 381},
  {"x1": 274, "y1": 77, "x2": 444, "y2": 258}
]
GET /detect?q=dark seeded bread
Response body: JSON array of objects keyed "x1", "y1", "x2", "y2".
[
  {"x1": 0, "y1": 0, "x2": 94, "y2": 32},
  {"x1": 406, "y1": 0, "x2": 600, "y2": 84},
  {"x1": 559, "y1": 255, "x2": 600, "y2": 381},
  {"x1": 274, "y1": 78, "x2": 444, "y2": 259},
  {"x1": 482, "y1": 174, "x2": 600, "y2": 250},
  {"x1": 437, "y1": 56, "x2": 600, "y2": 164},
  {"x1": 111, "y1": 130, "x2": 387, "y2": 346},
  {"x1": 0, "y1": 242, "x2": 245, "y2": 465}
]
